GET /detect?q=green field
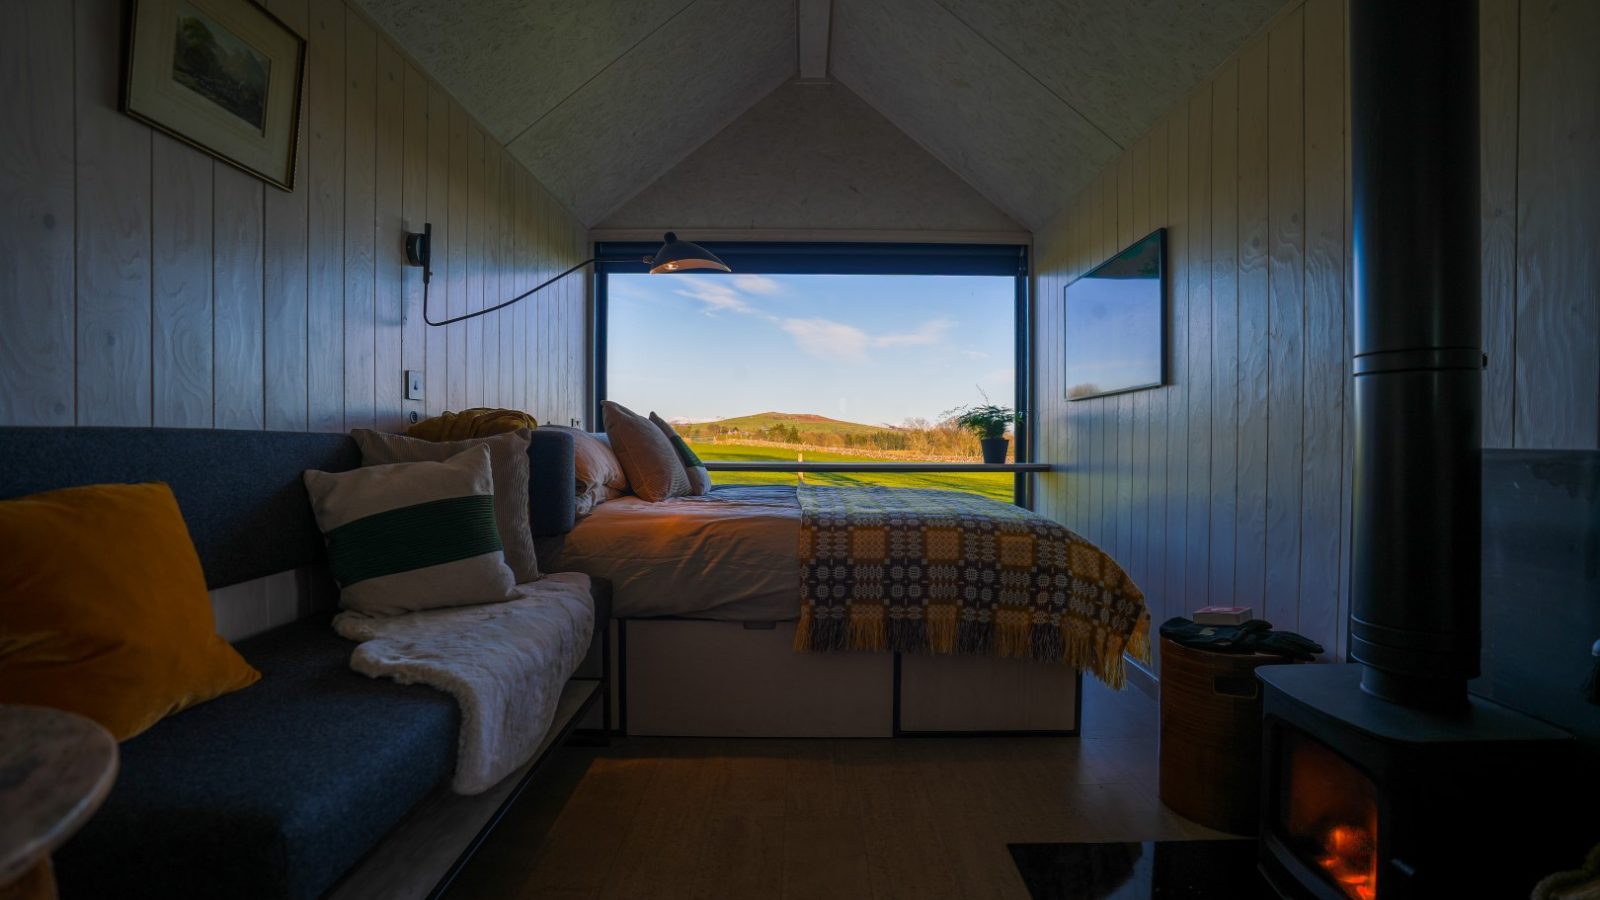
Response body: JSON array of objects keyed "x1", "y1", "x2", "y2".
[{"x1": 690, "y1": 442, "x2": 1015, "y2": 503}]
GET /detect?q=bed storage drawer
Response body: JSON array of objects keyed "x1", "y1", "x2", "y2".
[
  {"x1": 897, "y1": 653, "x2": 1080, "y2": 734},
  {"x1": 622, "y1": 619, "x2": 893, "y2": 737}
]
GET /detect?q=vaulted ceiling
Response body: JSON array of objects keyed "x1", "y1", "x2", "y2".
[{"x1": 354, "y1": 0, "x2": 1286, "y2": 229}]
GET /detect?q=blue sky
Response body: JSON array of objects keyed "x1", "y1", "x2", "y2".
[{"x1": 607, "y1": 273, "x2": 1016, "y2": 426}]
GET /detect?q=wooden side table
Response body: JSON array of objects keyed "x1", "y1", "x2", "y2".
[
  {"x1": 1157, "y1": 637, "x2": 1281, "y2": 835},
  {"x1": 0, "y1": 706, "x2": 118, "y2": 900}
]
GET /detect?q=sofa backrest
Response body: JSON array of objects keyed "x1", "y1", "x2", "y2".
[{"x1": 0, "y1": 426, "x2": 578, "y2": 592}]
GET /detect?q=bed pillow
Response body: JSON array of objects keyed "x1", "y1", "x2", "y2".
[
  {"x1": 601, "y1": 401, "x2": 691, "y2": 502},
  {"x1": 649, "y1": 412, "x2": 712, "y2": 496},
  {"x1": 0, "y1": 482, "x2": 261, "y2": 741},
  {"x1": 575, "y1": 484, "x2": 626, "y2": 518},
  {"x1": 351, "y1": 428, "x2": 539, "y2": 583},
  {"x1": 539, "y1": 424, "x2": 628, "y2": 494},
  {"x1": 303, "y1": 444, "x2": 517, "y2": 615}
]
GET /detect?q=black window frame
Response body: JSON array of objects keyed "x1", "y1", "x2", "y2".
[{"x1": 593, "y1": 241, "x2": 1033, "y2": 507}]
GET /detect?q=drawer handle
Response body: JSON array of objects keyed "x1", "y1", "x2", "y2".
[{"x1": 1213, "y1": 675, "x2": 1259, "y2": 699}]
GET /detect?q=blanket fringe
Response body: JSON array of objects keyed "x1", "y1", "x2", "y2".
[{"x1": 849, "y1": 606, "x2": 885, "y2": 652}]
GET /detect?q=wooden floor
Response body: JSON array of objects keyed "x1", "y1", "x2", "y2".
[{"x1": 445, "y1": 678, "x2": 1229, "y2": 900}]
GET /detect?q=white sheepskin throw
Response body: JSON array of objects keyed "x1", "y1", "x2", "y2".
[{"x1": 333, "y1": 572, "x2": 595, "y2": 794}]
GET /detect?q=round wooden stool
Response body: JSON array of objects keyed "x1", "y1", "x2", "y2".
[{"x1": 0, "y1": 706, "x2": 118, "y2": 900}]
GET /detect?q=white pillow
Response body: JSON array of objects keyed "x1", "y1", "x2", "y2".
[{"x1": 303, "y1": 444, "x2": 517, "y2": 615}]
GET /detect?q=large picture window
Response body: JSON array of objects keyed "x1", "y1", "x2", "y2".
[{"x1": 596, "y1": 243, "x2": 1031, "y2": 503}]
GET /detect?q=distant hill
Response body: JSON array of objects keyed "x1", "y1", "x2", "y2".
[{"x1": 683, "y1": 411, "x2": 895, "y2": 437}]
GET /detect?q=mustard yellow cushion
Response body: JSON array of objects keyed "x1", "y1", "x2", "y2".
[
  {"x1": 0, "y1": 482, "x2": 261, "y2": 740},
  {"x1": 405, "y1": 408, "x2": 538, "y2": 442}
]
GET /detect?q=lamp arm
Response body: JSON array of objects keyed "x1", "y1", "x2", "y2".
[{"x1": 422, "y1": 256, "x2": 645, "y2": 328}]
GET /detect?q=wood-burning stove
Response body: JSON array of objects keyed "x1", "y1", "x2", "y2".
[
  {"x1": 1257, "y1": 665, "x2": 1575, "y2": 898},
  {"x1": 1255, "y1": 1, "x2": 1581, "y2": 897}
]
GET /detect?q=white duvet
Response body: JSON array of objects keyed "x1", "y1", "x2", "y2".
[{"x1": 541, "y1": 485, "x2": 801, "y2": 621}]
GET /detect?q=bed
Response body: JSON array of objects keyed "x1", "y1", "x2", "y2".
[{"x1": 540, "y1": 480, "x2": 1149, "y2": 738}]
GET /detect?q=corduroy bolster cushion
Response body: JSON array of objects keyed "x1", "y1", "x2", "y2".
[{"x1": 53, "y1": 616, "x2": 459, "y2": 900}]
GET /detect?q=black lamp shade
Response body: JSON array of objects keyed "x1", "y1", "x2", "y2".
[{"x1": 649, "y1": 232, "x2": 731, "y2": 273}]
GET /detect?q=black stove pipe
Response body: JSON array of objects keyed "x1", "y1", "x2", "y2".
[{"x1": 1349, "y1": 0, "x2": 1481, "y2": 710}]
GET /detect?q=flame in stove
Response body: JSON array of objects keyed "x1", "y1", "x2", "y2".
[{"x1": 1317, "y1": 824, "x2": 1377, "y2": 900}]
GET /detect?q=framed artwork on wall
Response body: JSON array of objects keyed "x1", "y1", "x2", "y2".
[
  {"x1": 123, "y1": 0, "x2": 306, "y2": 190},
  {"x1": 1063, "y1": 228, "x2": 1167, "y2": 401}
]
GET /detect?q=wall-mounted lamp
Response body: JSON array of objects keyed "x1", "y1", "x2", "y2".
[{"x1": 403, "y1": 227, "x2": 730, "y2": 327}]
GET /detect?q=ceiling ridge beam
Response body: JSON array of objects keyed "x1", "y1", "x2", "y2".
[
  {"x1": 503, "y1": 0, "x2": 704, "y2": 148},
  {"x1": 797, "y1": 0, "x2": 832, "y2": 79},
  {"x1": 928, "y1": 0, "x2": 1127, "y2": 153}
]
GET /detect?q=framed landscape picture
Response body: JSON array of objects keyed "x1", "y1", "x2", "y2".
[
  {"x1": 1063, "y1": 228, "x2": 1167, "y2": 401},
  {"x1": 124, "y1": 0, "x2": 306, "y2": 190}
]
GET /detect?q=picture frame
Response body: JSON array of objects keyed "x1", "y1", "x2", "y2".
[
  {"x1": 1063, "y1": 228, "x2": 1167, "y2": 401},
  {"x1": 124, "y1": 0, "x2": 306, "y2": 191}
]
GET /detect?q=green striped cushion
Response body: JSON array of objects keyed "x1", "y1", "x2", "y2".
[{"x1": 303, "y1": 444, "x2": 516, "y2": 615}]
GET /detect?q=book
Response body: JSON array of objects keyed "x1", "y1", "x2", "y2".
[{"x1": 1193, "y1": 605, "x2": 1253, "y2": 625}]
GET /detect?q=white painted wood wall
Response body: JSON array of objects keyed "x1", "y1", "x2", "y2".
[
  {"x1": 0, "y1": 0, "x2": 592, "y2": 434},
  {"x1": 1032, "y1": 0, "x2": 1600, "y2": 674}
]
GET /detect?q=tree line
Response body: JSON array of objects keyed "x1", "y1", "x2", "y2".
[{"x1": 678, "y1": 417, "x2": 1002, "y2": 458}]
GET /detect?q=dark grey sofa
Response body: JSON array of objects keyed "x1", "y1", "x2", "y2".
[{"x1": 0, "y1": 426, "x2": 598, "y2": 900}]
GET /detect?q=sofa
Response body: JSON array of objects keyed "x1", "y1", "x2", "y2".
[{"x1": 0, "y1": 426, "x2": 606, "y2": 900}]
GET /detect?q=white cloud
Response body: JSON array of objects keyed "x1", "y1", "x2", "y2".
[
  {"x1": 731, "y1": 274, "x2": 782, "y2": 295},
  {"x1": 779, "y1": 317, "x2": 954, "y2": 362},
  {"x1": 673, "y1": 279, "x2": 753, "y2": 315},
  {"x1": 873, "y1": 318, "x2": 953, "y2": 348},
  {"x1": 960, "y1": 349, "x2": 990, "y2": 360},
  {"x1": 781, "y1": 318, "x2": 871, "y2": 361}
]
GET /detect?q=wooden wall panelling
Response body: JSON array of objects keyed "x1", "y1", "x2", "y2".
[
  {"x1": 263, "y1": 0, "x2": 309, "y2": 432},
  {"x1": 150, "y1": 137, "x2": 214, "y2": 428},
  {"x1": 1514, "y1": 0, "x2": 1600, "y2": 450},
  {"x1": 425, "y1": 84, "x2": 450, "y2": 418},
  {"x1": 536, "y1": 172, "x2": 551, "y2": 416},
  {"x1": 516, "y1": 168, "x2": 533, "y2": 414},
  {"x1": 498, "y1": 151, "x2": 516, "y2": 408},
  {"x1": 342, "y1": 11, "x2": 377, "y2": 433},
  {"x1": 0, "y1": 0, "x2": 75, "y2": 426},
  {"x1": 400, "y1": 64, "x2": 427, "y2": 425},
  {"x1": 1101, "y1": 173, "x2": 1117, "y2": 559},
  {"x1": 2, "y1": 0, "x2": 589, "y2": 437},
  {"x1": 306, "y1": 2, "x2": 345, "y2": 432},
  {"x1": 1146, "y1": 119, "x2": 1171, "y2": 624},
  {"x1": 1209, "y1": 60, "x2": 1240, "y2": 607},
  {"x1": 1263, "y1": 7, "x2": 1305, "y2": 629},
  {"x1": 1480, "y1": 0, "x2": 1519, "y2": 448},
  {"x1": 1130, "y1": 137, "x2": 1152, "y2": 593},
  {"x1": 1083, "y1": 177, "x2": 1104, "y2": 548},
  {"x1": 1234, "y1": 37, "x2": 1272, "y2": 615},
  {"x1": 465, "y1": 125, "x2": 486, "y2": 409},
  {"x1": 481, "y1": 134, "x2": 501, "y2": 409},
  {"x1": 1183, "y1": 84, "x2": 1214, "y2": 614},
  {"x1": 75, "y1": 0, "x2": 153, "y2": 427},
  {"x1": 212, "y1": 165, "x2": 265, "y2": 429},
  {"x1": 1297, "y1": 0, "x2": 1347, "y2": 657},
  {"x1": 1161, "y1": 106, "x2": 1190, "y2": 637},
  {"x1": 1116, "y1": 156, "x2": 1135, "y2": 563},
  {"x1": 374, "y1": 42, "x2": 405, "y2": 432},
  {"x1": 446, "y1": 104, "x2": 468, "y2": 411}
]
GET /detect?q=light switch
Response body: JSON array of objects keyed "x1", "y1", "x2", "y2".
[{"x1": 405, "y1": 370, "x2": 424, "y2": 401}]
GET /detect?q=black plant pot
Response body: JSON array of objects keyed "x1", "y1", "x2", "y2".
[{"x1": 980, "y1": 437, "x2": 1009, "y2": 464}]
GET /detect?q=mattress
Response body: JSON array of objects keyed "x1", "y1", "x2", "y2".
[{"x1": 540, "y1": 484, "x2": 800, "y2": 621}]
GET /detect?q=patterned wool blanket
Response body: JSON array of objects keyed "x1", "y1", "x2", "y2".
[{"x1": 793, "y1": 486, "x2": 1150, "y2": 688}]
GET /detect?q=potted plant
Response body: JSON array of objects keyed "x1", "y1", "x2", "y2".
[{"x1": 945, "y1": 402, "x2": 1020, "y2": 464}]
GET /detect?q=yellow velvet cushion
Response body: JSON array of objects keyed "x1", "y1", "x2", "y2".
[
  {"x1": 0, "y1": 482, "x2": 261, "y2": 741},
  {"x1": 405, "y1": 408, "x2": 539, "y2": 442}
]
